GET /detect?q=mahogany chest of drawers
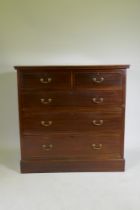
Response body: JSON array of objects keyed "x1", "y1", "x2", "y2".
[{"x1": 15, "y1": 65, "x2": 129, "y2": 173}]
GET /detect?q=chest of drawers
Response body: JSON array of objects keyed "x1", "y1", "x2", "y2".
[{"x1": 15, "y1": 65, "x2": 129, "y2": 173}]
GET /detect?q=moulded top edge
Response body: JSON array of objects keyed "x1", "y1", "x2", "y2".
[{"x1": 14, "y1": 65, "x2": 130, "y2": 70}]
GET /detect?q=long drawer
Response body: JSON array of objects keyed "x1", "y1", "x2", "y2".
[
  {"x1": 22, "y1": 111, "x2": 122, "y2": 134},
  {"x1": 21, "y1": 134, "x2": 121, "y2": 160},
  {"x1": 21, "y1": 90, "x2": 123, "y2": 110}
]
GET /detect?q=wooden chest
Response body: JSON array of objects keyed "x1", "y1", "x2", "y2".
[{"x1": 15, "y1": 65, "x2": 129, "y2": 173}]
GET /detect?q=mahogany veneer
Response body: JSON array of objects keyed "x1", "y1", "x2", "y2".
[{"x1": 15, "y1": 65, "x2": 129, "y2": 173}]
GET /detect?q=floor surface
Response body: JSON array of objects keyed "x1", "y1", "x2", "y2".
[{"x1": 0, "y1": 147, "x2": 140, "y2": 210}]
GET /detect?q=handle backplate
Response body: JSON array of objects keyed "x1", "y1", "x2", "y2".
[
  {"x1": 92, "y1": 144, "x2": 102, "y2": 150},
  {"x1": 42, "y1": 144, "x2": 53, "y2": 151},
  {"x1": 40, "y1": 98, "x2": 52, "y2": 104},
  {"x1": 92, "y1": 77, "x2": 104, "y2": 83},
  {"x1": 40, "y1": 77, "x2": 52, "y2": 84},
  {"x1": 92, "y1": 120, "x2": 103, "y2": 126},
  {"x1": 41, "y1": 121, "x2": 52, "y2": 127},
  {"x1": 92, "y1": 97, "x2": 104, "y2": 104}
]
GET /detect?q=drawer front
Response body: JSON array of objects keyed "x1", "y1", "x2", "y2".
[
  {"x1": 20, "y1": 71, "x2": 71, "y2": 90},
  {"x1": 75, "y1": 72, "x2": 122, "y2": 89},
  {"x1": 22, "y1": 111, "x2": 122, "y2": 134},
  {"x1": 21, "y1": 134, "x2": 121, "y2": 160},
  {"x1": 21, "y1": 90, "x2": 123, "y2": 110}
]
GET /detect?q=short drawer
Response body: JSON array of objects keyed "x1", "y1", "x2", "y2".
[
  {"x1": 21, "y1": 90, "x2": 123, "y2": 110},
  {"x1": 75, "y1": 72, "x2": 122, "y2": 89},
  {"x1": 20, "y1": 71, "x2": 71, "y2": 90},
  {"x1": 22, "y1": 111, "x2": 122, "y2": 134},
  {"x1": 21, "y1": 134, "x2": 121, "y2": 160}
]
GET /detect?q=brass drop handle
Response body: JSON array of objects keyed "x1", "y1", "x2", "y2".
[
  {"x1": 92, "y1": 77, "x2": 104, "y2": 83},
  {"x1": 40, "y1": 77, "x2": 52, "y2": 84},
  {"x1": 42, "y1": 144, "x2": 53, "y2": 151},
  {"x1": 92, "y1": 120, "x2": 103, "y2": 126},
  {"x1": 41, "y1": 121, "x2": 52, "y2": 127},
  {"x1": 40, "y1": 98, "x2": 52, "y2": 104},
  {"x1": 92, "y1": 97, "x2": 104, "y2": 104},
  {"x1": 92, "y1": 144, "x2": 102, "y2": 150}
]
